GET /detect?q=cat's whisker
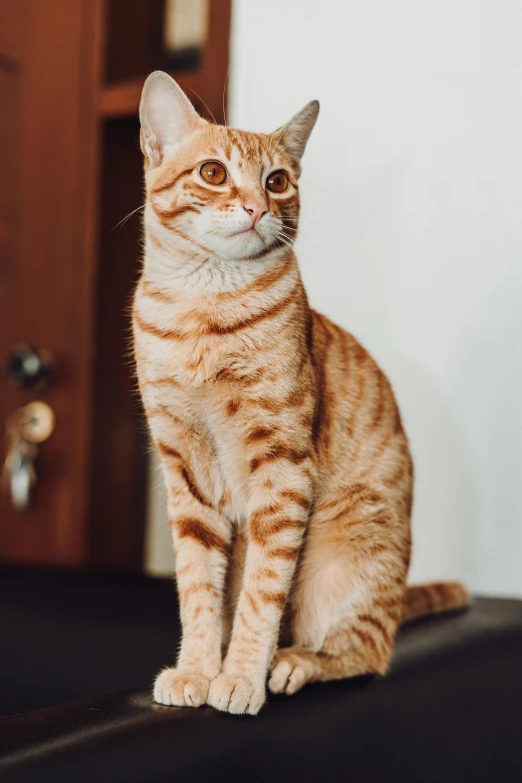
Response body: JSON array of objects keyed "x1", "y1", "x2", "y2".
[
  {"x1": 222, "y1": 64, "x2": 229, "y2": 127},
  {"x1": 284, "y1": 232, "x2": 321, "y2": 254},
  {"x1": 280, "y1": 229, "x2": 319, "y2": 271},
  {"x1": 112, "y1": 204, "x2": 145, "y2": 230},
  {"x1": 282, "y1": 225, "x2": 320, "y2": 242},
  {"x1": 282, "y1": 226, "x2": 323, "y2": 256},
  {"x1": 160, "y1": 226, "x2": 220, "y2": 259},
  {"x1": 283, "y1": 214, "x2": 322, "y2": 225},
  {"x1": 187, "y1": 87, "x2": 218, "y2": 126},
  {"x1": 276, "y1": 230, "x2": 320, "y2": 280},
  {"x1": 152, "y1": 230, "x2": 196, "y2": 258}
]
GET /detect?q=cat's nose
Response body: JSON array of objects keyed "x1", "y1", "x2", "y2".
[{"x1": 243, "y1": 203, "x2": 267, "y2": 228}]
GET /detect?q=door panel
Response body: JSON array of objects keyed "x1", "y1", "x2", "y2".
[
  {"x1": 0, "y1": 0, "x2": 101, "y2": 565},
  {"x1": 0, "y1": 62, "x2": 18, "y2": 349}
]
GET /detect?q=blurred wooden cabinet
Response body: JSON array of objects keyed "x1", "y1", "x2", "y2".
[{"x1": 0, "y1": 0, "x2": 231, "y2": 570}]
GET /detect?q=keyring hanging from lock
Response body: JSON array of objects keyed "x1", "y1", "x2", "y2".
[{"x1": 2, "y1": 401, "x2": 56, "y2": 511}]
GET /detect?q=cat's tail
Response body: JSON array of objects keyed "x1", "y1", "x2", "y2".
[{"x1": 402, "y1": 581, "x2": 471, "y2": 623}]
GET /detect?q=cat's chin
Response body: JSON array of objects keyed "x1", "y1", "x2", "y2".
[
  {"x1": 207, "y1": 230, "x2": 275, "y2": 262},
  {"x1": 236, "y1": 225, "x2": 295, "y2": 261}
]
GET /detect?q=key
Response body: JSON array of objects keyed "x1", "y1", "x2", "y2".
[{"x1": 2, "y1": 402, "x2": 55, "y2": 511}]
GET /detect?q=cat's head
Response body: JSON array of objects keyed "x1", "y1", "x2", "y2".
[{"x1": 139, "y1": 71, "x2": 318, "y2": 263}]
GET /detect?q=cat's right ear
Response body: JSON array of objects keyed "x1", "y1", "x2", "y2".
[{"x1": 139, "y1": 71, "x2": 204, "y2": 168}]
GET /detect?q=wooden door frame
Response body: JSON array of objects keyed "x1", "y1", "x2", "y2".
[{"x1": 86, "y1": 0, "x2": 233, "y2": 572}]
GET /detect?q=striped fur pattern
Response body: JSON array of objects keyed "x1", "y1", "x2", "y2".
[{"x1": 133, "y1": 72, "x2": 469, "y2": 715}]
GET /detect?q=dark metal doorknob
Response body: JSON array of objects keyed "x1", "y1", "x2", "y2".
[{"x1": 6, "y1": 344, "x2": 54, "y2": 391}]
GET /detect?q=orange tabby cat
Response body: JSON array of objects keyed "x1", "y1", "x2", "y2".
[{"x1": 133, "y1": 71, "x2": 469, "y2": 715}]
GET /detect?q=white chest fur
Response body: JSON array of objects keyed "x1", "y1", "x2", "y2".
[{"x1": 135, "y1": 321, "x2": 251, "y2": 524}]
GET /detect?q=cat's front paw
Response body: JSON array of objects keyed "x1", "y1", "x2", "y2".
[
  {"x1": 207, "y1": 672, "x2": 265, "y2": 715},
  {"x1": 153, "y1": 667, "x2": 210, "y2": 708}
]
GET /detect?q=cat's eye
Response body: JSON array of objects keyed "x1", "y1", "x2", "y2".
[
  {"x1": 200, "y1": 161, "x2": 227, "y2": 185},
  {"x1": 266, "y1": 170, "x2": 289, "y2": 194}
]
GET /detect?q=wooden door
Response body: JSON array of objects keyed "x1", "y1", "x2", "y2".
[
  {"x1": 0, "y1": 0, "x2": 102, "y2": 566},
  {"x1": 0, "y1": 0, "x2": 232, "y2": 571}
]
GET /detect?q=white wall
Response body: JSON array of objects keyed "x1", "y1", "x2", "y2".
[{"x1": 147, "y1": 0, "x2": 522, "y2": 595}]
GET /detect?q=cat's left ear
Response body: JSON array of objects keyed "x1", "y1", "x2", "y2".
[
  {"x1": 139, "y1": 71, "x2": 205, "y2": 168},
  {"x1": 270, "y1": 100, "x2": 319, "y2": 173}
]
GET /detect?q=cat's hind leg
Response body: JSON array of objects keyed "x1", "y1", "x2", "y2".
[
  {"x1": 269, "y1": 625, "x2": 390, "y2": 696},
  {"x1": 270, "y1": 483, "x2": 410, "y2": 696}
]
